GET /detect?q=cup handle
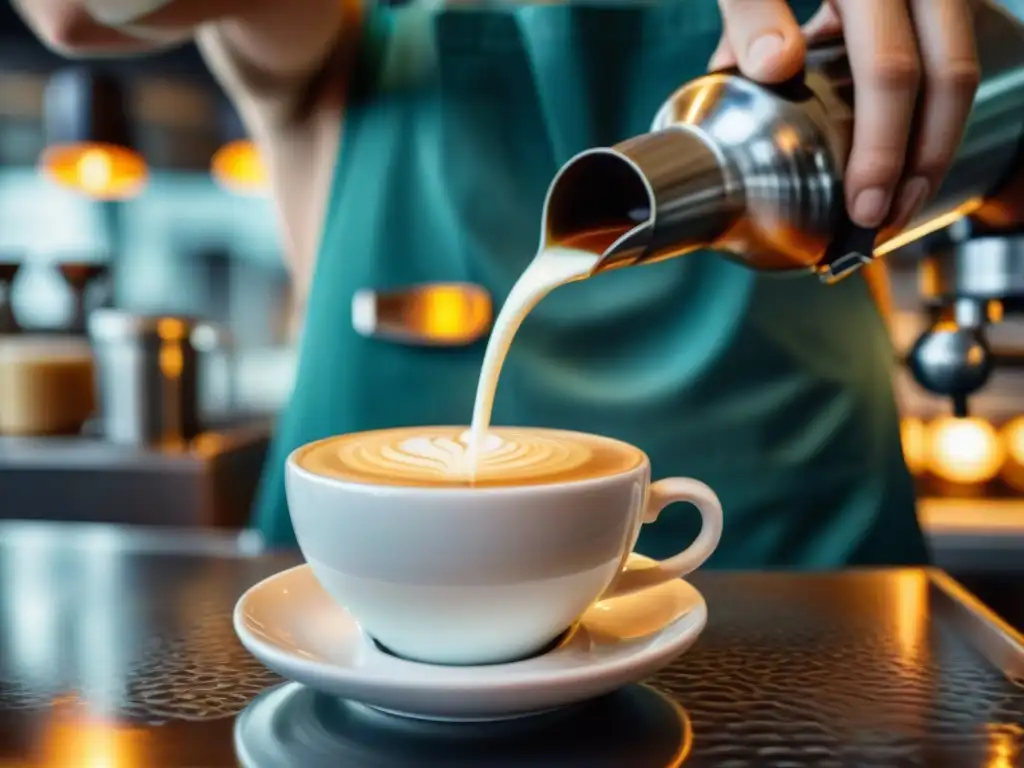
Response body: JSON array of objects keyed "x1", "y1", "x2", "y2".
[{"x1": 603, "y1": 478, "x2": 723, "y2": 599}]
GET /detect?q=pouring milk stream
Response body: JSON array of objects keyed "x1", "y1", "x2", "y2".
[{"x1": 467, "y1": 229, "x2": 632, "y2": 465}]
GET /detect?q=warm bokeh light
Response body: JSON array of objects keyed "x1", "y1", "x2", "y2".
[
  {"x1": 927, "y1": 416, "x2": 1005, "y2": 484},
  {"x1": 40, "y1": 143, "x2": 147, "y2": 200},
  {"x1": 354, "y1": 283, "x2": 494, "y2": 345},
  {"x1": 876, "y1": 199, "x2": 981, "y2": 258},
  {"x1": 38, "y1": 698, "x2": 151, "y2": 768},
  {"x1": 987, "y1": 300, "x2": 1004, "y2": 324},
  {"x1": 889, "y1": 570, "x2": 928, "y2": 672},
  {"x1": 411, "y1": 284, "x2": 493, "y2": 344},
  {"x1": 900, "y1": 417, "x2": 928, "y2": 476},
  {"x1": 156, "y1": 318, "x2": 188, "y2": 342},
  {"x1": 1002, "y1": 417, "x2": 1024, "y2": 467},
  {"x1": 211, "y1": 139, "x2": 268, "y2": 196},
  {"x1": 985, "y1": 723, "x2": 1023, "y2": 768},
  {"x1": 158, "y1": 343, "x2": 184, "y2": 379}
]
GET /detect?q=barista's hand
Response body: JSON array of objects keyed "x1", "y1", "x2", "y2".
[{"x1": 710, "y1": 0, "x2": 980, "y2": 231}]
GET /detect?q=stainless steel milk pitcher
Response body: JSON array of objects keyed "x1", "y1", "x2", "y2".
[{"x1": 542, "y1": 0, "x2": 1024, "y2": 283}]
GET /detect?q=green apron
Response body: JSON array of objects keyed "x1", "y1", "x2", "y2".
[{"x1": 252, "y1": 0, "x2": 928, "y2": 569}]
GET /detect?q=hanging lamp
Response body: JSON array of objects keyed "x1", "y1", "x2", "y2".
[{"x1": 39, "y1": 68, "x2": 147, "y2": 200}]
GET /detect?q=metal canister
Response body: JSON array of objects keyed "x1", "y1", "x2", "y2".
[{"x1": 87, "y1": 309, "x2": 207, "y2": 445}]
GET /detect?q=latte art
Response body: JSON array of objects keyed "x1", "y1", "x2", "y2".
[
  {"x1": 362, "y1": 431, "x2": 590, "y2": 482},
  {"x1": 296, "y1": 426, "x2": 643, "y2": 488}
]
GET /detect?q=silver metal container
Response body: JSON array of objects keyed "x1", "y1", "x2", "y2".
[
  {"x1": 543, "y1": 0, "x2": 1024, "y2": 284},
  {"x1": 88, "y1": 310, "x2": 213, "y2": 446}
]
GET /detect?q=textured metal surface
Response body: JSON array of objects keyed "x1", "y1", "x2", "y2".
[
  {"x1": 672, "y1": 571, "x2": 1024, "y2": 766},
  {"x1": 0, "y1": 524, "x2": 1023, "y2": 767},
  {"x1": 0, "y1": 532, "x2": 288, "y2": 724}
]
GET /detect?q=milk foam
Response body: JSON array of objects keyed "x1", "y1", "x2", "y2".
[
  {"x1": 297, "y1": 426, "x2": 643, "y2": 487},
  {"x1": 335, "y1": 428, "x2": 592, "y2": 484}
]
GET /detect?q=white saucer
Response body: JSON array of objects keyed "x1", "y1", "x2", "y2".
[{"x1": 233, "y1": 554, "x2": 707, "y2": 722}]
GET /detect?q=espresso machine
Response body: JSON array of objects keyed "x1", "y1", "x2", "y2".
[{"x1": 542, "y1": 0, "x2": 1024, "y2": 417}]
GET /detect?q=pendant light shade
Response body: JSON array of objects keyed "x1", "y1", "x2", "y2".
[
  {"x1": 211, "y1": 104, "x2": 267, "y2": 196},
  {"x1": 40, "y1": 68, "x2": 147, "y2": 200}
]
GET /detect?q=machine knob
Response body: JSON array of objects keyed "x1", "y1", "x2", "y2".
[{"x1": 908, "y1": 323, "x2": 992, "y2": 417}]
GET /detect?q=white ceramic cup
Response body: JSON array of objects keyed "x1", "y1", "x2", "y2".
[{"x1": 286, "y1": 429, "x2": 723, "y2": 666}]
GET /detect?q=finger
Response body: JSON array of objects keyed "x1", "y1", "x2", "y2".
[
  {"x1": 708, "y1": 34, "x2": 737, "y2": 71},
  {"x1": 834, "y1": 0, "x2": 921, "y2": 228},
  {"x1": 801, "y1": 1, "x2": 842, "y2": 42},
  {"x1": 716, "y1": 0, "x2": 806, "y2": 83},
  {"x1": 889, "y1": 0, "x2": 980, "y2": 229}
]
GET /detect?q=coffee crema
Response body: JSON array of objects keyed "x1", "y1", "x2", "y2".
[{"x1": 295, "y1": 426, "x2": 643, "y2": 488}]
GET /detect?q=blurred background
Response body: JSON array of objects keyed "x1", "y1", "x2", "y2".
[
  {"x1": 0, "y1": 9, "x2": 290, "y2": 529},
  {"x1": 0, "y1": 7, "x2": 1022, "y2": 569}
]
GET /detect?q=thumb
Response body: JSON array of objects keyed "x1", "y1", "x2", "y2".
[{"x1": 717, "y1": 0, "x2": 806, "y2": 83}]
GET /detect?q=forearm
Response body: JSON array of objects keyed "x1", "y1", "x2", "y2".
[
  {"x1": 82, "y1": 0, "x2": 347, "y2": 108},
  {"x1": 15, "y1": 0, "x2": 281, "y2": 57},
  {"x1": 78, "y1": 0, "x2": 258, "y2": 37},
  {"x1": 76, "y1": 0, "x2": 174, "y2": 25},
  {"x1": 12, "y1": 0, "x2": 188, "y2": 55}
]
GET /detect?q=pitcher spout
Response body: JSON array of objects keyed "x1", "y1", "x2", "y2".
[
  {"x1": 541, "y1": 129, "x2": 743, "y2": 274},
  {"x1": 542, "y1": 148, "x2": 656, "y2": 273}
]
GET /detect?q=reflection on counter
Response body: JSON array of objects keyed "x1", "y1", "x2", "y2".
[{"x1": 36, "y1": 701, "x2": 152, "y2": 768}]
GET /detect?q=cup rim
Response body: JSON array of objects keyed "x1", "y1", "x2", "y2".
[{"x1": 285, "y1": 427, "x2": 651, "y2": 496}]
